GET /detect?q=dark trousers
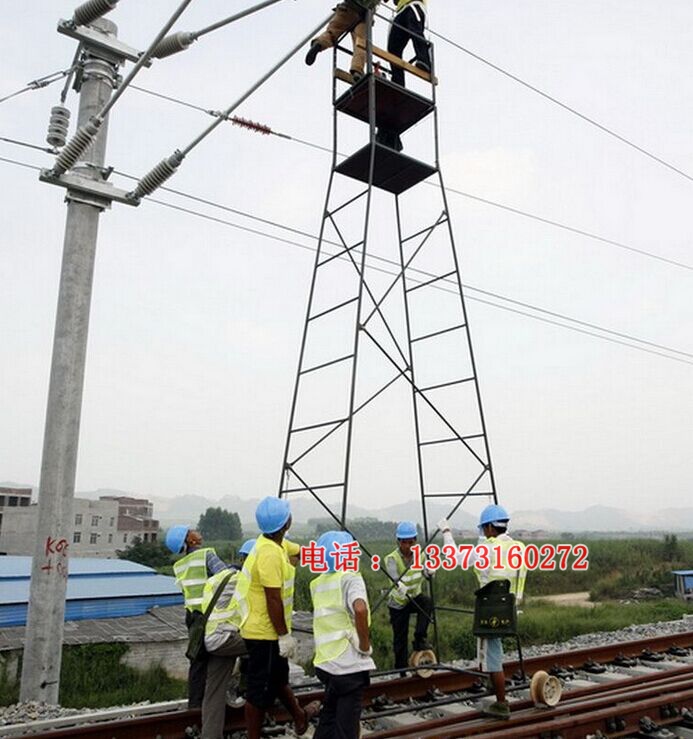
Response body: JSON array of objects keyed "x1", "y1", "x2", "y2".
[
  {"x1": 389, "y1": 594, "x2": 432, "y2": 669},
  {"x1": 186, "y1": 609, "x2": 208, "y2": 708},
  {"x1": 387, "y1": 6, "x2": 430, "y2": 87},
  {"x1": 314, "y1": 668, "x2": 369, "y2": 739}
]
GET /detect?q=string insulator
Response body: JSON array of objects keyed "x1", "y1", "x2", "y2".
[
  {"x1": 129, "y1": 150, "x2": 185, "y2": 200},
  {"x1": 46, "y1": 105, "x2": 71, "y2": 148},
  {"x1": 52, "y1": 117, "x2": 102, "y2": 175},
  {"x1": 151, "y1": 32, "x2": 195, "y2": 59},
  {"x1": 72, "y1": 0, "x2": 119, "y2": 27},
  {"x1": 231, "y1": 116, "x2": 271, "y2": 136}
]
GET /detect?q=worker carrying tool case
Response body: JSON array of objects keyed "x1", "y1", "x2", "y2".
[{"x1": 472, "y1": 579, "x2": 517, "y2": 637}]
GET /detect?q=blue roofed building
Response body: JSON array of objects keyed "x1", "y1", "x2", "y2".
[
  {"x1": 0, "y1": 556, "x2": 183, "y2": 627},
  {"x1": 672, "y1": 570, "x2": 693, "y2": 602}
]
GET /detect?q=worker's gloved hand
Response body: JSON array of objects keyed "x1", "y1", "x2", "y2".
[
  {"x1": 395, "y1": 581, "x2": 408, "y2": 598},
  {"x1": 278, "y1": 633, "x2": 298, "y2": 659},
  {"x1": 437, "y1": 518, "x2": 451, "y2": 533}
]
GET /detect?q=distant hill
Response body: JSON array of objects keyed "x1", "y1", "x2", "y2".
[{"x1": 5, "y1": 482, "x2": 692, "y2": 534}]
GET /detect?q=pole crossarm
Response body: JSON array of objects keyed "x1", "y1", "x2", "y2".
[{"x1": 51, "y1": 0, "x2": 195, "y2": 179}]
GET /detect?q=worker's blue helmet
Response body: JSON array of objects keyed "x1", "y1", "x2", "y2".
[
  {"x1": 396, "y1": 521, "x2": 418, "y2": 540},
  {"x1": 165, "y1": 525, "x2": 190, "y2": 554},
  {"x1": 255, "y1": 496, "x2": 291, "y2": 534},
  {"x1": 479, "y1": 504, "x2": 510, "y2": 529},
  {"x1": 239, "y1": 539, "x2": 256, "y2": 557},
  {"x1": 317, "y1": 530, "x2": 354, "y2": 573}
]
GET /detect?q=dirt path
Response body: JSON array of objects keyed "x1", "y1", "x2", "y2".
[{"x1": 530, "y1": 591, "x2": 596, "y2": 608}]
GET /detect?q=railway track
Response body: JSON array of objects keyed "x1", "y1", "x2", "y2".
[{"x1": 5, "y1": 629, "x2": 693, "y2": 739}]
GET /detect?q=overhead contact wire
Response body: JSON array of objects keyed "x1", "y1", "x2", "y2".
[
  {"x1": 105, "y1": 167, "x2": 693, "y2": 362},
  {"x1": 429, "y1": 28, "x2": 693, "y2": 183},
  {"x1": 127, "y1": 85, "x2": 693, "y2": 272},
  {"x1": 1, "y1": 153, "x2": 689, "y2": 366}
]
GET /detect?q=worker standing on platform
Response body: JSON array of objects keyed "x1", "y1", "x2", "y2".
[
  {"x1": 384, "y1": 521, "x2": 433, "y2": 670},
  {"x1": 439, "y1": 507, "x2": 527, "y2": 720},
  {"x1": 310, "y1": 530, "x2": 375, "y2": 739},
  {"x1": 305, "y1": 0, "x2": 381, "y2": 83},
  {"x1": 386, "y1": 0, "x2": 431, "y2": 87},
  {"x1": 231, "y1": 497, "x2": 320, "y2": 738},
  {"x1": 200, "y1": 539, "x2": 256, "y2": 739},
  {"x1": 167, "y1": 525, "x2": 230, "y2": 708}
]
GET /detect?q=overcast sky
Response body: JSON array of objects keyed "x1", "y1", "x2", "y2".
[{"x1": 1, "y1": 1, "x2": 692, "y2": 523}]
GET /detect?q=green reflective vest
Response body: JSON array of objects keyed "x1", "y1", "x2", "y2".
[
  {"x1": 475, "y1": 536, "x2": 527, "y2": 603},
  {"x1": 231, "y1": 535, "x2": 295, "y2": 635},
  {"x1": 385, "y1": 548, "x2": 423, "y2": 606},
  {"x1": 202, "y1": 569, "x2": 240, "y2": 638},
  {"x1": 173, "y1": 547, "x2": 214, "y2": 611},
  {"x1": 311, "y1": 572, "x2": 370, "y2": 665}
]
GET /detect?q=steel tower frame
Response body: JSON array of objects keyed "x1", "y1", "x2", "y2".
[{"x1": 278, "y1": 11, "x2": 499, "y2": 654}]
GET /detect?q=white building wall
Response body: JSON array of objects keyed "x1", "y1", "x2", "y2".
[{"x1": 0, "y1": 498, "x2": 140, "y2": 558}]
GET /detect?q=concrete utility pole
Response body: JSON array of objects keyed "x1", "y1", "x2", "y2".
[{"x1": 20, "y1": 18, "x2": 121, "y2": 704}]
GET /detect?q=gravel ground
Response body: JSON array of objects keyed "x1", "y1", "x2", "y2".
[
  {"x1": 0, "y1": 700, "x2": 154, "y2": 728},
  {"x1": 2, "y1": 614, "x2": 692, "y2": 726}
]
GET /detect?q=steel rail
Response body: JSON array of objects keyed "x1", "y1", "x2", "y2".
[
  {"x1": 368, "y1": 665, "x2": 693, "y2": 738},
  {"x1": 17, "y1": 629, "x2": 693, "y2": 738}
]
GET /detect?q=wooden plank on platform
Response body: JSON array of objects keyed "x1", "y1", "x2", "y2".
[{"x1": 355, "y1": 40, "x2": 437, "y2": 84}]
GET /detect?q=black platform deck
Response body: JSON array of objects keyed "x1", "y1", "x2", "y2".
[
  {"x1": 335, "y1": 143, "x2": 437, "y2": 195},
  {"x1": 334, "y1": 74, "x2": 434, "y2": 135}
]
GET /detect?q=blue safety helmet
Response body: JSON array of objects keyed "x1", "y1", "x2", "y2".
[
  {"x1": 165, "y1": 524, "x2": 190, "y2": 554},
  {"x1": 255, "y1": 496, "x2": 291, "y2": 534},
  {"x1": 239, "y1": 539, "x2": 256, "y2": 557},
  {"x1": 396, "y1": 521, "x2": 418, "y2": 540},
  {"x1": 478, "y1": 504, "x2": 510, "y2": 529},
  {"x1": 317, "y1": 530, "x2": 354, "y2": 573}
]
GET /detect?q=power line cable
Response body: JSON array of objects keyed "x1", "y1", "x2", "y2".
[
  {"x1": 126, "y1": 84, "x2": 693, "y2": 272},
  {"x1": 2, "y1": 153, "x2": 690, "y2": 366},
  {"x1": 144, "y1": 194, "x2": 693, "y2": 368},
  {"x1": 0, "y1": 155, "x2": 43, "y2": 172},
  {"x1": 0, "y1": 135, "x2": 56, "y2": 155},
  {"x1": 435, "y1": 184, "x2": 693, "y2": 272},
  {"x1": 108, "y1": 167, "x2": 693, "y2": 362},
  {"x1": 428, "y1": 28, "x2": 693, "y2": 184},
  {"x1": 0, "y1": 67, "x2": 75, "y2": 105},
  {"x1": 128, "y1": 12, "x2": 331, "y2": 200}
]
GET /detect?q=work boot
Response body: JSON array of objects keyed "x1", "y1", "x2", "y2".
[
  {"x1": 305, "y1": 42, "x2": 321, "y2": 66},
  {"x1": 415, "y1": 59, "x2": 431, "y2": 73},
  {"x1": 483, "y1": 701, "x2": 510, "y2": 720},
  {"x1": 350, "y1": 69, "x2": 364, "y2": 84}
]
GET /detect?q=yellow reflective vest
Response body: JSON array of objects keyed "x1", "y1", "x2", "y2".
[
  {"x1": 385, "y1": 548, "x2": 423, "y2": 606},
  {"x1": 475, "y1": 535, "x2": 527, "y2": 603},
  {"x1": 202, "y1": 569, "x2": 240, "y2": 638},
  {"x1": 311, "y1": 572, "x2": 370, "y2": 665},
  {"x1": 231, "y1": 535, "x2": 295, "y2": 635},
  {"x1": 173, "y1": 547, "x2": 214, "y2": 612},
  {"x1": 396, "y1": 0, "x2": 427, "y2": 12}
]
